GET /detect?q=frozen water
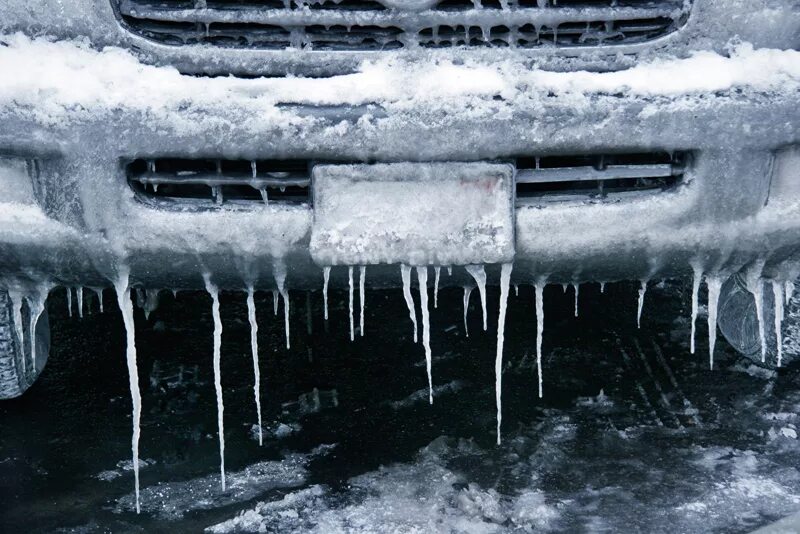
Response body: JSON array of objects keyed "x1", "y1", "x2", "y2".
[
  {"x1": 66, "y1": 286, "x2": 73, "y2": 317},
  {"x1": 745, "y1": 261, "x2": 767, "y2": 363},
  {"x1": 416, "y1": 266, "x2": 433, "y2": 405},
  {"x1": 572, "y1": 282, "x2": 579, "y2": 318},
  {"x1": 637, "y1": 280, "x2": 647, "y2": 329},
  {"x1": 535, "y1": 282, "x2": 545, "y2": 399},
  {"x1": 76, "y1": 286, "x2": 84, "y2": 318},
  {"x1": 322, "y1": 266, "x2": 330, "y2": 321},
  {"x1": 203, "y1": 274, "x2": 226, "y2": 491},
  {"x1": 246, "y1": 287, "x2": 263, "y2": 446},
  {"x1": 113, "y1": 269, "x2": 142, "y2": 514},
  {"x1": 92, "y1": 287, "x2": 104, "y2": 313},
  {"x1": 690, "y1": 263, "x2": 702, "y2": 355},
  {"x1": 25, "y1": 285, "x2": 48, "y2": 372},
  {"x1": 707, "y1": 275, "x2": 723, "y2": 370},
  {"x1": 275, "y1": 269, "x2": 290, "y2": 350},
  {"x1": 462, "y1": 285, "x2": 474, "y2": 338},
  {"x1": 348, "y1": 266, "x2": 354, "y2": 342},
  {"x1": 359, "y1": 265, "x2": 365, "y2": 337},
  {"x1": 400, "y1": 265, "x2": 418, "y2": 343},
  {"x1": 434, "y1": 266, "x2": 440, "y2": 309},
  {"x1": 495, "y1": 263, "x2": 512, "y2": 445},
  {"x1": 7, "y1": 290, "x2": 24, "y2": 374},
  {"x1": 772, "y1": 280, "x2": 785, "y2": 367},
  {"x1": 465, "y1": 265, "x2": 487, "y2": 331}
]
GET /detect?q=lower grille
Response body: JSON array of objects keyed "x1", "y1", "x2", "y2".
[
  {"x1": 515, "y1": 152, "x2": 688, "y2": 203},
  {"x1": 127, "y1": 158, "x2": 311, "y2": 206},
  {"x1": 114, "y1": 0, "x2": 690, "y2": 51}
]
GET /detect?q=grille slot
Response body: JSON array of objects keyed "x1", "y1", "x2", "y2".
[
  {"x1": 127, "y1": 158, "x2": 311, "y2": 206},
  {"x1": 515, "y1": 152, "x2": 687, "y2": 202},
  {"x1": 114, "y1": 0, "x2": 689, "y2": 51}
]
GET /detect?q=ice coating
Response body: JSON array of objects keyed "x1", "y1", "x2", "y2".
[
  {"x1": 203, "y1": 274, "x2": 226, "y2": 491},
  {"x1": 465, "y1": 265, "x2": 487, "y2": 331},
  {"x1": 416, "y1": 266, "x2": 433, "y2": 405},
  {"x1": 433, "y1": 266, "x2": 440, "y2": 309},
  {"x1": 495, "y1": 263, "x2": 512, "y2": 445},
  {"x1": 322, "y1": 266, "x2": 330, "y2": 321},
  {"x1": 637, "y1": 280, "x2": 647, "y2": 329},
  {"x1": 246, "y1": 287, "x2": 263, "y2": 446},
  {"x1": 535, "y1": 282, "x2": 545, "y2": 399},
  {"x1": 400, "y1": 265, "x2": 418, "y2": 343},
  {"x1": 76, "y1": 286, "x2": 83, "y2": 318},
  {"x1": 690, "y1": 263, "x2": 702, "y2": 355},
  {"x1": 745, "y1": 262, "x2": 767, "y2": 363},
  {"x1": 359, "y1": 266, "x2": 366, "y2": 337},
  {"x1": 113, "y1": 269, "x2": 141, "y2": 514},
  {"x1": 706, "y1": 275, "x2": 723, "y2": 370},
  {"x1": 772, "y1": 281, "x2": 784, "y2": 367},
  {"x1": 348, "y1": 266, "x2": 354, "y2": 342},
  {"x1": 462, "y1": 285, "x2": 473, "y2": 338}
]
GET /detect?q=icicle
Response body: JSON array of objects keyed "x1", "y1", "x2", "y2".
[
  {"x1": 113, "y1": 270, "x2": 142, "y2": 513},
  {"x1": 359, "y1": 266, "x2": 366, "y2": 337},
  {"x1": 417, "y1": 267, "x2": 433, "y2": 404},
  {"x1": 772, "y1": 281, "x2": 785, "y2": 367},
  {"x1": 400, "y1": 264, "x2": 418, "y2": 343},
  {"x1": 572, "y1": 283, "x2": 579, "y2": 317},
  {"x1": 534, "y1": 282, "x2": 545, "y2": 398},
  {"x1": 92, "y1": 287, "x2": 104, "y2": 313},
  {"x1": 76, "y1": 287, "x2": 84, "y2": 318},
  {"x1": 348, "y1": 266, "x2": 354, "y2": 341},
  {"x1": 272, "y1": 290, "x2": 278, "y2": 315},
  {"x1": 600, "y1": 282, "x2": 606, "y2": 293},
  {"x1": 706, "y1": 275, "x2": 722, "y2": 370},
  {"x1": 202, "y1": 274, "x2": 226, "y2": 491},
  {"x1": 8, "y1": 291, "x2": 25, "y2": 374},
  {"x1": 785, "y1": 281, "x2": 795, "y2": 305},
  {"x1": 561, "y1": 283, "x2": 568, "y2": 293},
  {"x1": 275, "y1": 270, "x2": 290, "y2": 350},
  {"x1": 434, "y1": 266, "x2": 441, "y2": 309},
  {"x1": 67, "y1": 286, "x2": 73, "y2": 317},
  {"x1": 745, "y1": 262, "x2": 767, "y2": 362},
  {"x1": 447, "y1": 266, "x2": 453, "y2": 276},
  {"x1": 463, "y1": 286, "x2": 473, "y2": 337},
  {"x1": 514, "y1": 284, "x2": 519, "y2": 297},
  {"x1": 690, "y1": 263, "x2": 702, "y2": 355},
  {"x1": 143, "y1": 289, "x2": 160, "y2": 320},
  {"x1": 246, "y1": 287, "x2": 263, "y2": 446},
  {"x1": 495, "y1": 263, "x2": 512, "y2": 445},
  {"x1": 465, "y1": 265, "x2": 488, "y2": 331},
  {"x1": 637, "y1": 280, "x2": 647, "y2": 328},
  {"x1": 25, "y1": 287, "x2": 47, "y2": 372},
  {"x1": 323, "y1": 266, "x2": 330, "y2": 321}
]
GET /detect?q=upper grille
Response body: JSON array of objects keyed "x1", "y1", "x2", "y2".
[{"x1": 114, "y1": 0, "x2": 690, "y2": 51}]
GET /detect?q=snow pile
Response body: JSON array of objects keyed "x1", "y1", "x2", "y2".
[{"x1": 1, "y1": 34, "x2": 799, "y2": 126}]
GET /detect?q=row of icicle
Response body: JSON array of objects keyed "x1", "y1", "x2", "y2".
[{"x1": 30, "y1": 259, "x2": 792, "y2": 514}]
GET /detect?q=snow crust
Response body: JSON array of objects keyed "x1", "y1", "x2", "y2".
[{"x1": 1, "y1": 33, "x2": 799, "y2": 128}]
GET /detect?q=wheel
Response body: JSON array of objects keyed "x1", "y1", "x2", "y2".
[
  {"x1": 0, "y1": 290, "x2": 50, "y2": 399},
  {"x1": 717, "y1": 273, "x2": 799, "y2": 368}
]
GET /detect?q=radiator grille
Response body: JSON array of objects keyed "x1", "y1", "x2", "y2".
[{"x1": 114, "y1": 0, "x2": 689, "y2": 51}]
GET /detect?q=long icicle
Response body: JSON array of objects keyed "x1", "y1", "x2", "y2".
[
  {"x1": 26, "y1": 288, "x2": 47, "y2": 372},
  {"x1": 707, "y1": 275, "x2": 723, "y2": 370},
  {"x1": 8, "y1": 290, "x2": 25, "y2": 376},
  {"x1": 359, "y1": 266, "x2": 366, "y2": 337},
  {"x1": 77, "y1": 287, "x2": 84, "y2": 318},
  {"x1": 434, "y1": 266, "x2": 441, "y2": 309},
  {"x1": 400, "y1": 265, "x2": 418, "y2": 343},
  {"x1": 572, "y1": 283, "x2": 579, "y2": 318},
  {"x1": 323, "y1": 266, "x2": 330, "y2": 321},
  {"x1": 463, "y1": 285, "x2": 474, "y2": 337},
  {"x1": 465, "y1": 265, "x2": 488, "y2": 331},
  {"x1": 637, "y1": 280, "x2": 648, "y2": 328},
  {"x1": 535, "y1": 282, "x2": 545, "y2": 398},
  {"x1": 202, "y1": 274, "x2": 226, "y2": 491},
  {"x1": 67, "y1": 286, "x2": 73, "y2": 317},
  {"x1": 113, "y1": 270, "x2": 142, "y2": 513},
  {"x1": 495, "y1": 263, "x2": 512, "y2": 445},
  {"x1": 690, "y1": 263, "x2": 703, "y2": 355},
  {"x1": 275, "y1": 269, "x2": 290, "y2": 350},
  {"x1": 417, "y1": 266, "x2": 433, "y2": 404},
  {"x1": 348, "y1": 266, "x2": 354, "y2": 341},
  {"x1": 272, "y1": 290, "x2": 278, "y2": 316},
  {"x1": 93, "y1": 287, "x2": 104, "y2": 313},
  {"x1": 246, "y1": 286, "x2": 263, "y2": 446},
  {"x1": 772, "y1": 280, "x2": 785, "y2": 367},
  {"x1": 745, "y1": 262, "x2": 767, "y2": 362}
]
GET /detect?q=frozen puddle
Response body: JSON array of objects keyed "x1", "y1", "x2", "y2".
[{"x1": 115, "y1": 447, "x2": 332, "y2": 520}]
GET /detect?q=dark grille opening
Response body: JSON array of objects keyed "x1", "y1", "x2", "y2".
[
  {"x1": 127, "y1": 158, "x2": 311, "y2": 207},
  {"x1": 114, "y1": 0, "x2": 689, "y2": 51},
  {"x1": 515, "y1": 152, "x2": 687, "y2": 202}
]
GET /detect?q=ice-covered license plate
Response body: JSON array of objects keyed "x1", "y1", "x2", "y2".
[{"x1": 310, "y1": 162, "x2": 515, "y2": 266}]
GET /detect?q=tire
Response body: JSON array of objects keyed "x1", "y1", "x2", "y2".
[
  {"x1": 0, "y1": 290, "x2": 50, "y2": 399},
  {"x1": 717, "y1": 273, "x2": 799, "y2": 368}
]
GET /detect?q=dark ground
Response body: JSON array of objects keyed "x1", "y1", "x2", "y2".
[{"x1": 3, "y1": 277, "x2": 800, "y2": 533}]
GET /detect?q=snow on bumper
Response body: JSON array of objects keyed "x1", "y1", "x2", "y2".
[{"x1": 0, "y1": 36, "x2": 799, "y2": 289}]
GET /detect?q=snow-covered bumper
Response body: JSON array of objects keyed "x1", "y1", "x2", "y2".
[{"x1": 0, "y1": 37, "x2": 800, "y2": 290}]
